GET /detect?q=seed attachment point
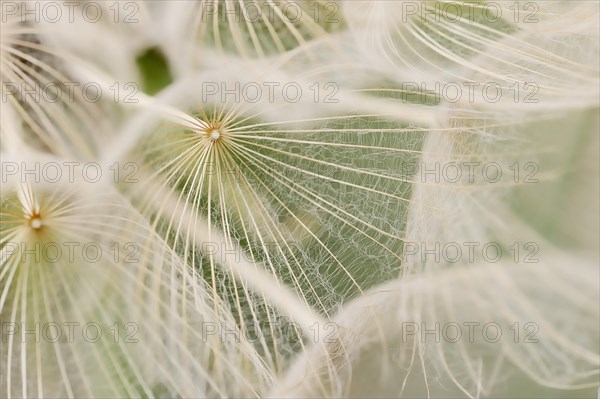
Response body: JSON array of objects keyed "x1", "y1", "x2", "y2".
[
  {"x1": 29, "y1": 216, "x2": 43, "y2": 230},
  {"x1": 209, "y1": 129, "x2": 221, "y2": 141}
]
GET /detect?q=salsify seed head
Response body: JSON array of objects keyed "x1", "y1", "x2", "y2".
[{"x1": 1, "y1": 1, "x2": 599, "y2": 398}]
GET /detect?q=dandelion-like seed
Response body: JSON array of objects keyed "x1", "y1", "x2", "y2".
[{"x1": 0, "y1": 6, "x2": 111, "y2": 157}]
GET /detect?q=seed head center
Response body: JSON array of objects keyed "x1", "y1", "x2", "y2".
[
  {"x1": 209, "y1": 129, "x2": 221, "y2": 141},
  {"x1": 29, "y1": 216, "x2": 43, "y2": 230}
]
